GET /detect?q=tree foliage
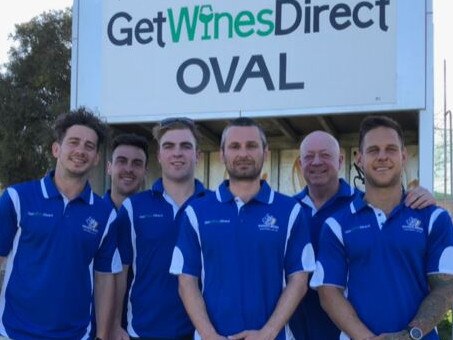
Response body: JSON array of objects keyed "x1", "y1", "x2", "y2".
[{"x1": 0, "y1": 8, "x2": 71, "y2": 187}]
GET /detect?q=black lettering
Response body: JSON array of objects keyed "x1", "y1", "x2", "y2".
[
  {"x1": 135, "y1": 19, "x2": 153, "y2": 44},
  {"x1": 107, "y1": 12, "x2": 133, "y2": 46},
  {"x1": 279, "y1": 53, "x2": 304, "y2": 90},
  {"x1": 153, "y1": 11, "x2": 167, "y2": 47},
  {"x1": 353, "y1": 2, "x2": 373, "y2": 29},
  {"x1": 234, "y1": 55, "x2": 275, "y2": 92},
  {"x1": 177, "y1": 59, "x2": 210, "y2": 95},
  {"x1": 275, "y1": 0, "x2": 301, "y2": 36},
  {"x1": 330, "y1": 4, "x2": 351, "y2": 30},
  {"x1": 375, "y1": 0, "x2": 389, "y2": 31},
  {"x1": 210, "y1": 57, "x2": 240, "y2": 93},
  {"x1": 313, "y1": 5, "x2": 330, "y2": 33}
]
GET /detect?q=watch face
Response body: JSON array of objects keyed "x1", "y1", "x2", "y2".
[{"x1": 410, "y1": 327, "x2": 423, "y2": 340}]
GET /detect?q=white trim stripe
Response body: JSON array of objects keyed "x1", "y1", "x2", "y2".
[
  {"x1": 6, "y1": 189, "x2": 20, "y2": 226},
  {"x1": 215, "y1": 188, "x2": 222, "y2": 202},
  {"x1": 122, "y1": 198, "x2": 139, "y2": 337},
  {"x1": 438, "y1": 246, "x2": 453, "y2": 274},
  {"x1": 0, "y1": 190, "x2": 22, "y2": 335},
  {"x1": 325, "y1": 217, "x2": 344, "y2": 245},
  {"x1": 268, "y1": 189, "x2": 275, "y2": 204},
  {"x1": 428, "y1": 208, "x2": 443, "y2": 235},
  {"x1": 309, "y1": 261, "x2": 325, "y2": 288},
  {"x1": 40, "y1": 178, "x2": 49, "y2": 199},
  {"x1": 184, "y1": 206, "x2": 205, "y2": 288},
  {"x1": 285, "y1": 204, "x2": 301, "y2": 255}
]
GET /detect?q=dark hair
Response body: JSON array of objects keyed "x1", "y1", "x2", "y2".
[
  {"x1": 358, "y1": 115, "x2": 404, "y2": 151},
  {"x1": 111, "y1": 133, "x2": 149, "y2": 162},
  {"x1": 152, "y1": 117, "x2": 201, "y2": 147},
  {"x1": 220, "y1": 117, "x2": 267, "y2": 150},
  {"x1": 54, "y1": 107, "x2": 108, "y2": 150}
]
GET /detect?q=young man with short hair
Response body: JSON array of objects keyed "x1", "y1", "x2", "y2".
[
  {"x1": 171, "y1": 117, "x2": 315, "y2": 340},
  {"x1": 0, "y1": 108, "x2": 121, "y2": 339},
  {"x1": 114, "y1": 118, "x2": 208, "y2": 339},
  {"x1": 89, "y1": 133, "x2": 149, "y2": 338},
  {"x1": 311, "y1": 116, "x2": 453, "y2": 340},
  {"x1": 105, "y1": 133, "x2": 149, "y2": 210}
]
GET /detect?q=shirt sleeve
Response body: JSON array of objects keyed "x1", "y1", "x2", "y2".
[
  {"x1": 310, "y1": 217, "x2": 348, "y2": 289},
  {"x1": 116, "y1": 199, "x2": 134, "y2": 266},
  {"x1": 0, "y1": 188, "x2": 19, "y2": 256},
  {"x1": 94, "y1": 208, "x2": 122, "y2": 273},
  {"x1": 169, "y1": 205, "x2": 202, "y2": 277},
  {"x1": 426, "y1": 208, "x2": 453, "y2": 275},
  {"x1": 284, "y1": 203, "x2": 315, "y2": 276}
]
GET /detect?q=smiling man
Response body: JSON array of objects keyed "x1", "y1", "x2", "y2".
[
  {"x1": 0, "y1": 108, "x2": 121, "y2": 340},
  {"x1": 113, "y1": 118, "x2": 209, "y2": 340},
  {"x1": 105, "y1": 133, "x2": 149, "y2": 210},
  {"x1": 170, "y1": 117, "x2": 315, "y2": 340},
  {"x1": 291, "y1": 129, "x2": 438, "y2": 340},
  {"x1": 311, "y1": 115, "x2": 453, "y2": 340}
]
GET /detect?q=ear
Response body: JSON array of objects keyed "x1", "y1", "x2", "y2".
[
  {"x1": 107, "y1": 161, "x2": 112, "y2": 176},
  {"x1": 220, "y1": 147, "x2": 226, "y2": 164},
  {"x1": 263, "y1": 145, "x2": 269, "y2": 161},
  {"x1": 356, "y1": 150, "x2": 363, "y2": 170},
  {"x1": 51, "y1": 142, "x2": 60, "y2": 158},
  {"x1": 402, "y1": 146, "x2": 408, "y2": 167},
  {"x1": 156, "y1": 148, "x2": 162, "y2": 165},
  {"x1": 93, "y1": 152, "x2": 100, "y2": 167},
  {"x1": 338, "y1": 153, "x2": 345, "y2": 170},
  {"x1": 195, "y1": 149, "x2": 201, "y2": 164}
]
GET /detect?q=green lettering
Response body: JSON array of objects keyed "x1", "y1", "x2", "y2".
[
  {"x1": 234, "y1": 11, "x2": 255, "y2": 38},
  {"x1": 257, "y1": 9, "x2": 275, "y2": 36},
  {"x1": 214, "y1": 12, "x2": 233, "y2": 39},
  {"x1": 167, "y1": 6, "x2": 200, "y2": 42}
]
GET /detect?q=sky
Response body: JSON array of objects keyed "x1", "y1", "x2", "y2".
[{"x1": 0, "y1": 0, "x2": 72, "y2": 64}]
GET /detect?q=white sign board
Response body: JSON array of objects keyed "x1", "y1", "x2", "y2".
[{"x1": 100, "y1": 0, "x2": 397, "y2": 121}]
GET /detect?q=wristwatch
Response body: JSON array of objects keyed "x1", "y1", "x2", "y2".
[{"x1": 407, "y1": 326, "x2": 423, "y2": 340}]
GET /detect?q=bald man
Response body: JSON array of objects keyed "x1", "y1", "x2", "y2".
[{"x1": 290, "y1": 130, "x2": 435, "y2": 340}]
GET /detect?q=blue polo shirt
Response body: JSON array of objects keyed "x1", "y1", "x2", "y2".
[
  {"x1": 116, "y1": 179, "x2": 207, "y2": 338},
  {"x1": 170, "y1": 180, "x2": 315, "y2": 340},
  {"x1": 103, "y1": 189, "x2": 116, "y2": 211},
  {"x1": 311, "y1": 194, "x2": 453, "y2": 339},
  {"x1": 0, "y1": 171, "x2": 121, "y2": 340},
  {"x1": 290, "y1": 179, "x2": 358, "y2": 340}
]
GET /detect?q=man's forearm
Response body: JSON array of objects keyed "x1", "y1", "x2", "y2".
[
  {"x1": 259, "y1": 272, "x2": 308, "y2": 339},
  {"x1": 95, "y1": 271, "x2": 116, "y2": 339},
  {"x1": 178, "y1": 274, "x2": 225, "y2": 340},
  {"x1": 114, "y1": 265, "x2": 129, "y2": 328},
  {"x1": 409, "y1": 274, "x2": 453, "y2": 335},
  {"x1": 318, "y1": 286, "x2": 374, "y2": 340}
]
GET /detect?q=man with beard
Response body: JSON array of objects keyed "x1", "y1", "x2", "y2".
[
  {"x1": 0, "y1": 108, "x2": 120, "y2": 339},
  {"x1": 311, "y1": 115, "x2": 453, "y2": 340},
  {"x1": 170, "y1": 117, "x2": 315, "y2": 340},
  {"x1": 290, "y1": 130, "x2": 435, "y2": 340},
  {"x1": 114, "y1": 118, "x2": 208, "y2": 339}
]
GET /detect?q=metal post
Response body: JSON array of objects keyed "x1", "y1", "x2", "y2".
[{"x1": 444, "y1": 60, "x2": 447, "y2": 200}]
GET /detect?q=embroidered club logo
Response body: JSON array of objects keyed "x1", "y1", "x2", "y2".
[
  {"x1": 402, "y1": 217, "x2": 423, "y2": 233},
  {"x1": 82, "y1": 217, "x2": 99, "y2": 234},
  {"x1": 258, "y1": 214, "x2": 279, "y2": 232}
]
